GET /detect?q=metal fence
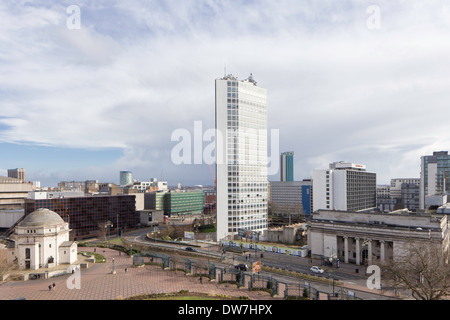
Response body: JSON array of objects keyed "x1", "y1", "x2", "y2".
[{"x1": 83, "y1": 241, "x2": 366, "y2": 300}]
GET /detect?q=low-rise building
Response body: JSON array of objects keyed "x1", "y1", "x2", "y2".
[
  {"x1": 308, "y1": 209, "x2": 449, "y2": 265},
  {"x1": 8, "y1": 208, "x2": 77, "y2": 270},
  {"x1": 24, "y1": 195, "x2": 137, "y2": 240}
]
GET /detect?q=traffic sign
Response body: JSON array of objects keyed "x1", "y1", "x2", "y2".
[{"x1": 252, "y1": 261, "x2": 261, "y2": 274}]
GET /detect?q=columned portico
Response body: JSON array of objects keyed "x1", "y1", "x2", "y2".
[
  {"x1": 344, "y1": 236, "x2": 349, "y2": 263},
  {"x1": 355, "y1": 238, "x2": 360, "y2": 266},
  {"x1": 309, "y1": 210, "x2": 447, "y2": 266},
  {"x1": 367, "y1": 240, "x2": 373, "y2": 265},
  {"x1": 380, "y1": 240, "x2": 385, "y2": 262}
]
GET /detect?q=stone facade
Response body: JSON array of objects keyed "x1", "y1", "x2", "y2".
[
  {"x1": 10, "y1": 208, "x2": 77, "y2": 270},
  {"x1": 308, "y1": 209, "x2": 449, "y2": 265}
]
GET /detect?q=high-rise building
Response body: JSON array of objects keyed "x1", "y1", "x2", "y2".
[
  {"x1": 420, "y1": 151, "x2": 450, "y2": 210},
  {"x1": 280, "y1": 152, "x2": 294, "y2": 182},
  {"x1": 8, "y1": 168, "x2": 25, "y2": 182},
  {"x1": 120, "y1": 171, "x2": 133, "y2": 187},
  {"x1": 215, "y1": 74, "x2": 268, "y2": 240},
  {"x1": 312, "y1": 161, "x2": 376, "y2": 212}
]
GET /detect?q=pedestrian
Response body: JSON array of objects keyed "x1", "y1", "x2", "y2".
[
  {"x1": 48, "y1": 284, "x2": 52, "y2": 291},
  {"x1": 125, "y1": 267, "x2": 128, "y2": 273},
  {"x1": 52, "y1": 283, "x2": 56, "y2": 291},
  {"x1": 200, "y1": 276, "x2": 203, "y2": 284}
]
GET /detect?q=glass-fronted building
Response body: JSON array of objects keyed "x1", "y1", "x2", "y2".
[
  {"x1": 145, "y1": 190, "x2": 204, "y2": 215},
  {"x1": 280, "y1": 152, "x2": 294, "y2": 182},
  {"x1": 24, "y1": 195, "x2": 137, "y2": 240},
  {"x1": 165, "y1": 191, "x2": 204, "y2": 215}
]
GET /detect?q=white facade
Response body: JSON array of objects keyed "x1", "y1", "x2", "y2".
[
  {"x1": 131, "y1": 179, "x2": 168, "y2": 192},
  {"x1": 11, "y1": 208, "x2": 77, "y2": 270},
  {"x1": 28, "y1": 191, "x2": 85, "y2": 199},
  {"x1": 215, "y1": 74, "x2": 268, "y2": 241},
  {"x1": 312, "y1": 161, "x2": 376, "y2": 213}
]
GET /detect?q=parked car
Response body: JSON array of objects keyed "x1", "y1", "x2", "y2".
[
  {"x1": 310, "y1": 266, "x2": 324, "y2": 274},
  {"x1": 234, "y1": 264, "x2": 248, "y2": 271},
  {"x1": 185, "y1": 247, "x2": 196, "y2": 252}
]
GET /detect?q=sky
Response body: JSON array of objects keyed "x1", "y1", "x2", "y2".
[{"x1": 1, "y1": 0, "x2": 450, "y2": 187}]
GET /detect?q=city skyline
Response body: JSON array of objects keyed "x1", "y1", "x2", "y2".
[{"x1": 1, "y1": 1, "x2": 450, "y2": 187}]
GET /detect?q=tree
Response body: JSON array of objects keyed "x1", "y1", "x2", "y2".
[
  {"x1": 0, "y1": 247, "x2": 16, "y2": 277},
  {"x1": 379, "y1": 241, "x2": 450, "y2": 300}
]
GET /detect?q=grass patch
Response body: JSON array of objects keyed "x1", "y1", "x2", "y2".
[{"x1": 84, "y1": 252, "x2": 106, "y2": 263}]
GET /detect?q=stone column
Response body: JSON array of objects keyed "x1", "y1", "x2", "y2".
[
  {"x1": 368, "y1": 240, "x2": 373, "y2": 265},
  {"x1": 380, "y1": 240, "x2": 385, "y2": 262},
  {"x1": 344, "y1": 236, "x2": 349, "y2": 264},
  {"x1": 355, "y1": 238, "x2": 360, "y2": 266}
]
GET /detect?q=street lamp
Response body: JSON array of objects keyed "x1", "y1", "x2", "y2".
[{"x1": 112, "y1": 258, "x2": 116, "y2": 274}]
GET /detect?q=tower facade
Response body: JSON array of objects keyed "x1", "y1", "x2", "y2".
[
  {"x1": 420, "y1": 151, "x2": 450, "y2": 210},
  {"x1": 215, "y1": 74, "x2": 268, "y2": 241},
  {"x1": 280, "y1": 151, "x2": 294, "y2": 181}
]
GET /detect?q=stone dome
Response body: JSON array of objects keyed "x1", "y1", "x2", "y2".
[{"x1": 19, "y1": 208, "x2": 65, "y2": 227}]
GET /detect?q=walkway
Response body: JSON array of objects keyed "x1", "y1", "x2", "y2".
[{"x1": 0, "y1": 247, "x2": 276, "y2": 300}]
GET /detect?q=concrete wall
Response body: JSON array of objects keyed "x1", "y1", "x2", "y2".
[{"x1": 0, "y1": 210, "x2": 24, "y2": 228}]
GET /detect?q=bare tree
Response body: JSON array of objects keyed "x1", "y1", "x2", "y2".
[
  {"x1": 0, "y1": 248, "x2": 16, "y2": 277},
  {"x1": 380, "y1": 241, "x2": 450, "y2": 300}
]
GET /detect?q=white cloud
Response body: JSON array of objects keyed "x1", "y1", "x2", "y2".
[{"x1": 1, "y1": 0, "x2": 450, "y2": 185}]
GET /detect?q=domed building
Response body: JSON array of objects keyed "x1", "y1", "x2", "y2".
[{"x1": 12, "y1": 208, "x2": 77, "y2": 270}]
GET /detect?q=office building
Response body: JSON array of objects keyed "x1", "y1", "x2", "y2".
[
  {"x1": 0, "y1": 176, "x2": 33, "y2": 210},
  {"x1": 24, "y1": 194, "x2": 137, "y2": 240},
  {"x1": 215, "y1": 73, "x2": 268, "y2": 240},
  {"x1": 145, "y1": 190, "x2": 204, "y2": 216},
  {"x1": 420, "y1": 151, "x2": 450, "y2": 210},
  {"x1": 8, "y1": 168, "x2": 25, "y2": 182},
  {"x1": 270, "y1": 179, "x2": 313, "y2": 217},
  {"x1": 280, "y1": 152, "x2": 294, "y2": 182},
  {"x1": 312, "y1": 162, "x2": 376, "y2": 212},
  {"x1": 390, "y1": 178, "x2": 420, "y2": 199},
  {"x1": 120, "y1": 171, "x2": 133, "y2": 187}
]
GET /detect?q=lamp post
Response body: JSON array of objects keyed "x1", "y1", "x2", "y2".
[
  {"x1": 112, "y1": 258, "x2": 116, "y2": 274},
  {"x1": 330, "y1": 249, "x2": 337, "y2": 297}
]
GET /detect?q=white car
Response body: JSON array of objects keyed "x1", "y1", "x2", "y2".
[{"x1": 310, "y1": 266, "x2": 324, "y2": 274}]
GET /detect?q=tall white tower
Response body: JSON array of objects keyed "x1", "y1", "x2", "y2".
[{"x1": 215, "y1": 74, "x2": 268, "y2": 241}]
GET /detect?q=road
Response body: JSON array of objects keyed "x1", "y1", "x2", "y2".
[{"x1": 122, "y1": 230, "x2": 403, "y2": 300}]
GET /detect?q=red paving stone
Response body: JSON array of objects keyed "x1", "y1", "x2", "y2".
[{"x1": 0, "y1": 247, "x2": 278, "y2": 300}]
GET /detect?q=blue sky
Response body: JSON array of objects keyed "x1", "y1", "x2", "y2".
[{"x1": 1, "y1": 1, "x2": 450, "y2": 187}]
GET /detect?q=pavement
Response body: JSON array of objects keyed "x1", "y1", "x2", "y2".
[{"x1": 0, "y1": 247, "x2": 277, "y2": 300}]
